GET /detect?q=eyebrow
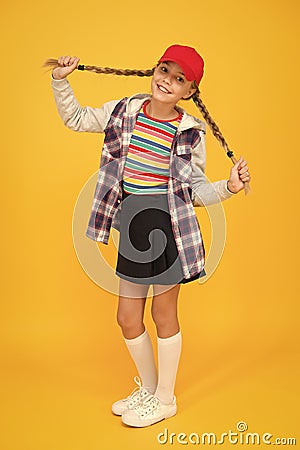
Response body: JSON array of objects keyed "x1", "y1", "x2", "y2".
[{"x1": 162, "y1": 61, "x2": 185, "y2": 76}]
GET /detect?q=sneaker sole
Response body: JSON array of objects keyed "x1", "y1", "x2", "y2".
[
  {"x1": 112, "y1": 407, "x2": 123, "y2": 416},
  {"x1": 121, "y1": 404, "x2": 177, "y2": 427}
]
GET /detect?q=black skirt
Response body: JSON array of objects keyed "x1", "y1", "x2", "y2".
[{"x1": 115, "y1": 187, "x2": 206, "y2": 285}]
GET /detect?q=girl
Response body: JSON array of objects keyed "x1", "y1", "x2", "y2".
[{"x1": 45, "y1": 45, "x2": 251, "y2": 427}]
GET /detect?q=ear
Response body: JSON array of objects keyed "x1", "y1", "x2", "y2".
[{"x1": 182, "y1": 86, "x2": 197, "y2": 100}]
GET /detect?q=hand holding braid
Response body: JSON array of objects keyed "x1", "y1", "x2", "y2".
[
  {"x1": 44, "y1": 56, "x2": 154, "y2": 79},
  {"x1": 51, "y1": 55, "x2": 80, "y2": 80},
  {"x1": 43, "y1": 56, "x2": 250, "y2": 195}
]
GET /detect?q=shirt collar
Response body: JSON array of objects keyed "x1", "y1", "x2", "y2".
[{"x1": 125, "y1": 93, "x2": 206, "y2": 132}]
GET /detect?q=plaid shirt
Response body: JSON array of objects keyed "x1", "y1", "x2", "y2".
[
  {"x1": 85, "y1": 96, "x2": 208, "y2": 280},
  {"x1": 51, "y1": 79, "x2": 234, "y2": 281}
]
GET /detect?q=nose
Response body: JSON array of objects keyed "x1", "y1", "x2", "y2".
[{"x1": 162, "y1": 75, "x2": 171, "y2": 85}]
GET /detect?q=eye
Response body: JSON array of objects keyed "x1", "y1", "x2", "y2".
[
  {"x1": 177, "y1": 76, "x2": 184, "y2": 83},
  {"x1": 160, "y1": 65, "x2": 168, "y2": 73}
]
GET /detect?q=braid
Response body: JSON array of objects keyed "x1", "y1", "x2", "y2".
[
  {"x1": 191, "y1": 89, "x2": 250, "y2": 194},
  {"x1": 192, "y1": 90, "x2": 234, "y2": 159},
  {"x1": 42, "y1": 58, "x2": 154, "y2": 78},
  {"x1": 81, "y1": 65, "x2": 154, "y2": 77}
]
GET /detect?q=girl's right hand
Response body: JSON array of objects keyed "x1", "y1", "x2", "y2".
[{"x1": 52, "y1": 56, "x2": 80, "y2": 80}]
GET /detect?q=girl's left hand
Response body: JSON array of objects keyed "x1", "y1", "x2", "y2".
[{"x1": 227, "y1": 156, "x2": 251, "y2": 194}]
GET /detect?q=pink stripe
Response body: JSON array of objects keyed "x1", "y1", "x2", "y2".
[{"x1": 128, "y1": 145, "x2": 170, "y2": 164}]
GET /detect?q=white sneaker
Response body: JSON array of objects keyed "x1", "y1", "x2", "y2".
[
  {"x1": 111, "y1": 376, "x2": 152, "y2": 416},
  {"x1": 121, "y1": 394, "x2": 177, "y2": 427}
]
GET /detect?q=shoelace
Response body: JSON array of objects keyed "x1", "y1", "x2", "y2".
[
  {"x1": 134, "y1": 394, "x2": 160, "y2": 417},
  {"x1": 125, "y1": 376, "x2": 150, "y2": 408}
]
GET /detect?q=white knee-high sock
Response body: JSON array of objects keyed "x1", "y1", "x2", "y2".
[
  {"x1": 124, "y1": 329, "x2": 158, "y2": 394},
  {"x1": 154, "y1": 330, "x2": 182, "y2": 405}
]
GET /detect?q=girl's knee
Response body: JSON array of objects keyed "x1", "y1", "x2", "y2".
[
  {"x1": 152, "y1": 315, "x2": 180, "y2": 338},
  {"x1": 151, "y1": 303, "x2": 179, "y2": 333},
  {"x1": 151, "y1": 308, "x2": 177, "y2": 329},
  {"x1": 116, "y1": 315, "x2": 145, "y2": 339},
  {"x1": 116, "y1": 308, "x2": 145, "y2": 336},
  {"x1": 117, "y1": 311, "x2": 136, "y2": 328}
]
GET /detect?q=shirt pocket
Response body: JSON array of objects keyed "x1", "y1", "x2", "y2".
[{"x1": 173, "y1": 146, "x2": 192, "y2": 185}]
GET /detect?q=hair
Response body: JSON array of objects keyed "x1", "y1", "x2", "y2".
[{"x1": 43, "y1": 58, "x2": 235, "y2": 161}]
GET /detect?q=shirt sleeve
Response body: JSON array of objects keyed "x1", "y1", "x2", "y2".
[
  {"x1": 51, "y1": 75, "x2": 120, "y2": 133},
  {"x1": 191, "y1": 129, "x2": 235, "y2": 207}
]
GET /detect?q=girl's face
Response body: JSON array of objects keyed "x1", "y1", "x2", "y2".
[{"x1": 151, "y1": 61, "x2": 197, "y2": 105}]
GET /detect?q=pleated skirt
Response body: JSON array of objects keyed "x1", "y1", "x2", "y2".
[{"x1": 115, "y1": 187, "x2": 206, "y2": 285}]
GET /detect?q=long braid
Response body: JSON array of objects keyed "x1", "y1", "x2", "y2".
[
  {"x1": 191, "y1": 90, "x2": 250, "y2": 194},
  {"x1": 43, "y1": 58, "x2": 249, "y2": 193},
  {"x1": 82, "y1": 65, "x2": 154, "y2": 77},
  {"x1": 192, "y1": 90, "x2": 234, "y2": 159},
  {"x1": 192, "y1": 89, "x2": 250, "y2": 193},
  {"x1": 43, "y1": 58, "x2": 154, "y2": 77}
]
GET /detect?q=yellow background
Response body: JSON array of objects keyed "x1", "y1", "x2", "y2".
[{"x1": 1, "y1": 0, "x2": 299, "y2": 448}]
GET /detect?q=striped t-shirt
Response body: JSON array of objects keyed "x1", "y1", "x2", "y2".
[{"x1": 122, "y1": 100, "x2": 182, "y2": 194}]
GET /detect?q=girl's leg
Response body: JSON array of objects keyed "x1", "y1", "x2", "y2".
[
  {"x1": 117, "y1": 278, "x2": 149, "y2": 339},
  {"x1": 151, "y1": 284, "x2": 182, "y2": 405},
  {"x1": 116, "y1": 278, "x2": 157, "y2": 393}
]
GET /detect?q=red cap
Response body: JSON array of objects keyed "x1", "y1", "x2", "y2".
[{"x1": 158, "y1": 44, "x2": 204, "y2": 85}]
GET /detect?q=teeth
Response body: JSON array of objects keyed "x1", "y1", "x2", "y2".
[{"x1": 158, "y1": 85, "x2": 169, "y2": 93}]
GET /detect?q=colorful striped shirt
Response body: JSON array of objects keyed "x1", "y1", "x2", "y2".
[{"x1": 122, "y1": 100, "x2": 182, "y2": 194}]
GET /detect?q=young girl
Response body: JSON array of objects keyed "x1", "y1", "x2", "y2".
[{"x1": 45, "y1": 45, "x2": 251, "y2": 427}]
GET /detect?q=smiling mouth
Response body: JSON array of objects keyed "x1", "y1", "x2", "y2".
[{"x1": 157, "y1": 84, "x2": 171, "y2": 94}]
